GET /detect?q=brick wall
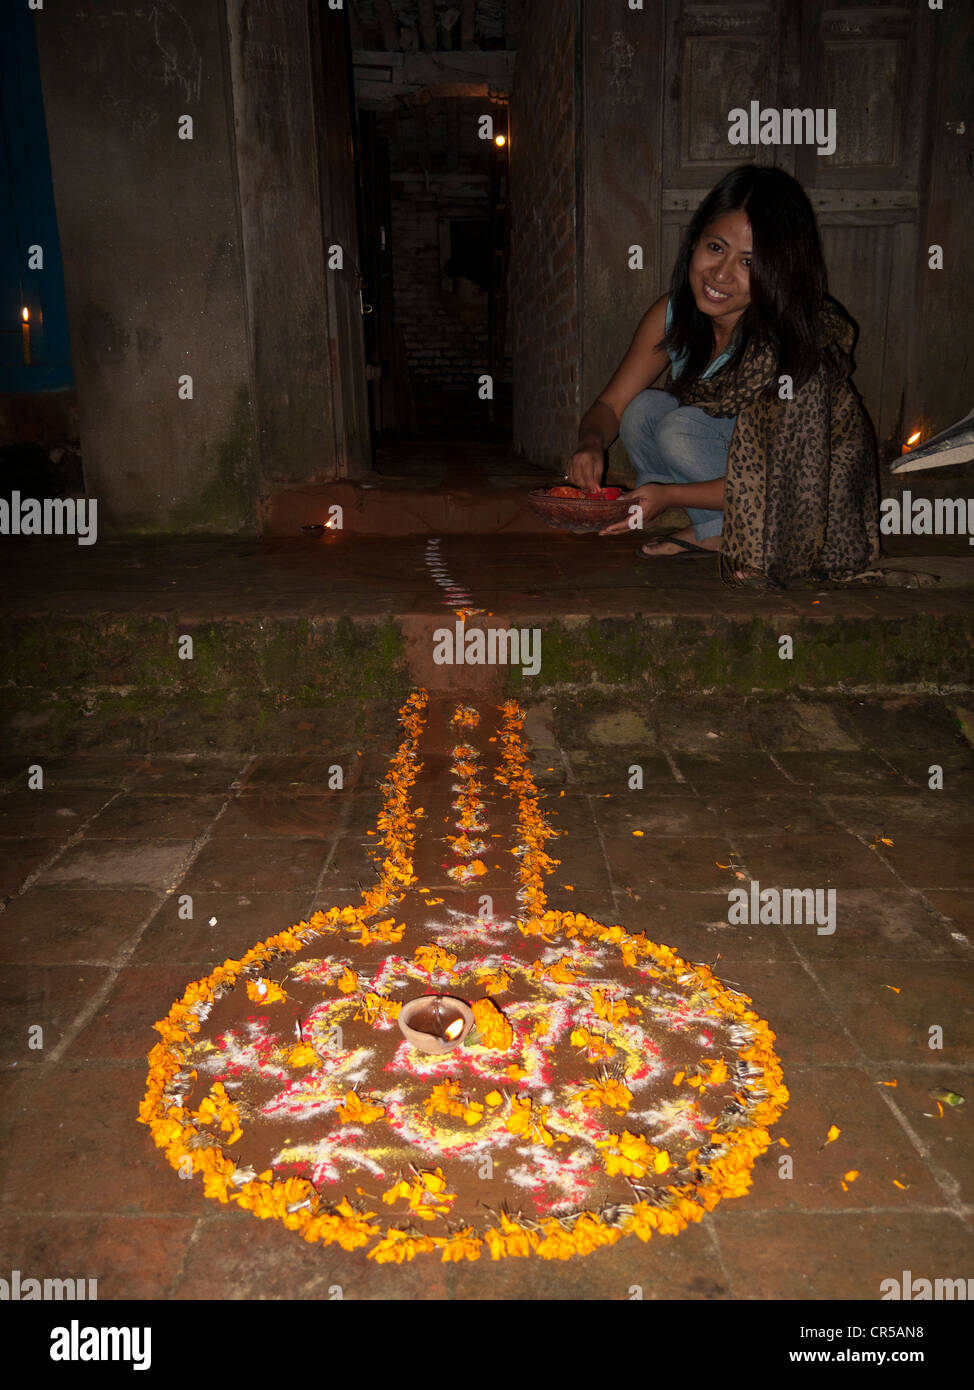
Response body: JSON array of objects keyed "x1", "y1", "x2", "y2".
[
  {"x1": 379, "y1": 93, "x2": 513, "y2": 438},
  {"x1": 508, "y1": 0, "x2": 579, "y2": 469},
  {"x1": 388, "y1": 174, "x2": 492, "y2": 436}
]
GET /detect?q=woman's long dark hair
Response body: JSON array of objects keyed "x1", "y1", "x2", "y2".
[{"x1": 662, "y1": 164, "x2": 831, "y2": 398}]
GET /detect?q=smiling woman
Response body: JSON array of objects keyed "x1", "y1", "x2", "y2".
[{"x1": 568, "y1": 164, "x2": 880, "y2": 587}]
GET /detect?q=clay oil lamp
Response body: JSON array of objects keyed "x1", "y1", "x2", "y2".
[{"x1": 398, "y1": 994, "x2": 474, "y2": 1055}]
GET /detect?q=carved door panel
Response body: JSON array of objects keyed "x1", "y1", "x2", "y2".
[{"x1": 659, "y1": 0, "x2": 932, "y2": 449}]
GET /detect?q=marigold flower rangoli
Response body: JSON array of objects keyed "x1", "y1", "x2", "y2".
[{"x1": 139, "y1": 689, "x2": 787, "y2": 1262}]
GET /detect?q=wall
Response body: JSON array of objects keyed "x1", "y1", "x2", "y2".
[
  {"x1": 508, "y1": 0, "x2": 579, "y2": 470},
  {"x1": 33, "y1": 2, "x2": 258, "y2": 532},
  {"x1": 227, "y1": 0, "x2": 367, "y2": 488},
  {"x1": 32, "y1": 0, "x2": 367, "y2": 532},
  {"x1": 579, "y1": 1, "x2": 666, "y2": 483}
]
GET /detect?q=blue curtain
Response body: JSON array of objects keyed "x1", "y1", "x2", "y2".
[{"x1": 0, "y1": 4, "x2": 73, "y2": 391}]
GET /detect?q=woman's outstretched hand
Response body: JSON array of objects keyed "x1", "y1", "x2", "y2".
[
  {"x1": 598, "y1": 483, "x2": 670, "y2": 536},
  {"x1": 565, "y1": 446, "x2": 604, "y2": 492}
]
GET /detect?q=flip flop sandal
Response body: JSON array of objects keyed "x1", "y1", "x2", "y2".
[{"x1": 640, "y1": 535, "x2": 715, "y2": 558}]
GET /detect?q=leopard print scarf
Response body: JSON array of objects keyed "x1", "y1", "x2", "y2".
[{"x1": 661, "y1": 299, "x2": 880, "y2": 587}]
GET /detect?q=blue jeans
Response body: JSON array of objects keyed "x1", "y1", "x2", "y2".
[{"x1": 619, "y1": 389, "x2": 736, "y2": 541}]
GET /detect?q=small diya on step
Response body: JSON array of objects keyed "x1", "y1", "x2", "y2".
[{"x1": 398, "y1": 994, "x2": 474, "y2": 1054}]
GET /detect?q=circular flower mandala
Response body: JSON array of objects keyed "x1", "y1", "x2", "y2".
[{"x1": 139, "y1": 692, "x2": 788, "y2": 1262}]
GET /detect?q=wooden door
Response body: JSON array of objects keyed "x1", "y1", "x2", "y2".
[{"x1": 658, "y1": 0, "x2": 932, "y2": 452}]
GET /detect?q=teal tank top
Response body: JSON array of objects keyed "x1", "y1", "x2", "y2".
[{"x1": 665, "y1": 296, "x2": 736, "y2": 381}]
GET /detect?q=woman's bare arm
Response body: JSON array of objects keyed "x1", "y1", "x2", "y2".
[{"x1": 567, "y1": 294, "x2": 671, "y2": 489}]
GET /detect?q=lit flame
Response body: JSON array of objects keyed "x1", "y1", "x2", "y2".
[
  {"x1": 905, "y1": 431, "x2": 921, "y2": 447},
  {"x1": 22, "y1": 307, "x2": 29, "y2": 323},
  {"x1": 444, "y1": 1017, "x2": 464, "y2": 1041},
  {"x1": 494, "y1": 134, "x2": 506, "y2": 147},
  {"x1": 324, "y1": 517, "x2": 338, "y2": 529}
]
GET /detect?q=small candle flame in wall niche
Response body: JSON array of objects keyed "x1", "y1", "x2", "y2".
[{"x1": 901, "y1": 430, "x2": 922, "y2": 455}]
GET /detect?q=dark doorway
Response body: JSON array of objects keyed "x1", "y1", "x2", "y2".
[{"x1": 350, "y1": 8, "x2": 514, "y2": 449}]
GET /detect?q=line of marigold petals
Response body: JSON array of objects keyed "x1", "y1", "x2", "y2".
[
  {"x1": 359, "y1": 687, "x2": 429, "y2": 916},
  {"x1": 445, "y1": 723, "x2": 491, "y2": 883},
  {"x1": 494, "y1": 699, "x2": 561, "y2": 920}
]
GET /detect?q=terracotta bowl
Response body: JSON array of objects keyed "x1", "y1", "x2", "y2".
[
  {"x1": 397, "y1": 995, "x2": 475, "y2": 1055},
  {"x1": 527, "y1": 488, "x2": 632, "y2": 532}
]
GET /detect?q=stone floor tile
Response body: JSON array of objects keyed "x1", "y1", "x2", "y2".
[
  {"x1": 209, "y1": 793, "x2": 345, "y2": 839},
  {"x1": 673, "y1": 753, "x2": 792, "y2": 791},
  {"x1": 715, "y1": 1209, "x2": 974, "y2": 1300},
  {"x1": 0, "y1": 963, "x2": 114, "y2": 1065},
  {"x1": 131, "y1": 890, "x2": 312, "y2": 965},
  {"x1": 782, "y1": 888, "x2": 974, "y2": 961},
  {"x1": 823, "y1": 793, "x2": 974, "y2": 837},
  {"x1": 603, "y1": 835, "x2": 740, "y2": 893},
  {"x1": 565, "y1": 750, "x2": 677, "y2": 791},
  {"x1": 0, "y1": 788, "x2": 112, "y2": 838},
  {"x1": 180, "y1": 837, "x2": 329, "y2": 893},
  {"x1": 332, "y1": 830, "x2": 392, "y2": 879},
  {"x1": 870, "y1": 1066, "x2": 974, "y2": 1206},
  {"x1": 704, "y1": 793, "x2": 843, "y2": 836},
  {"x1": 921, "y1": 891, "x2": 974, "y2": 943},
  {"x1": 543, "y1": 837, "x2": 614, "y2": 893},
  {"x1": 0, "y1": 1214, "x2": 195, "y2": 1300},
  {"x1": 341, "y1": 791, "x2": 396, "y2": 838},
  {"x1": 0, "y1": 838, "x2": 69, "y2": 895},
  {"x1": 730, "y1": 1064, "x2": 945, "y2": 1213},
  {"x1": 0, "y1": 1065, "x2": 203, "y2": 1216},
  {"x1": 540, "y1": 887, "x2": 620, "y2": 924},
  {"x1": 874, "y1": 836, "x2": 974, "y2": 891},
  {"x1": 0, "y1": 887, "x2": 160, "y2": 965},
  {"x1": 84, "y1": 794, "x2": 227, "y2": 840},
  {"x1": 581, "y1": 708, "x2": 656, "y2": 747},
  {"x1": 171, "y1": 1211, "x2": 452, "y2": 1301},
  {"x1": 240, "y1": 753, "x2": 365, "y2": 794},
  {"x1": 621, "y1": 889, "x2": 796, "y2": 964},
  {"x1": 718, "y1": 961, "x2": 858, "y2": 1067},
  {"x1": 656, "y1": 700, "x2": 764, "y2": 752},
  {"x1": 127, "y1": 754, "x2": 249, "y2": 794},
  {"x1": 71, "y1": 964, "x2": 213, "y2": 1062},
  {"x1": 883, "y1": 752, "x2": 974, "y2": 793},
  {"x1": 843, "y1": 698, "x2": 972, "y2": 752},
  {"x1": 733, "y1": 833, "x2": 900, "y2": 890},
  {"x1": 527, "y1": 759, "x2": 570, "y2": 788},
  {"x1": 810, "y1": 960, "x2": 974, "y2": 1065},
  {"x1": 542, "y1": 794, "x2": 599, "y2": 837},
  {"x1": 3, "y1": 688, "x2": 973, "y2": 1299},
  {"x1": 774, "y1": 752, "x2": 910, "y2": 789},
  {"x1": 591, "y1": 792, "x2": 720, "y2": 836},
  {"x1": 747, "y1": 700, "x2": 861, "y2": 752},
  {"x1": 21, "y1": 755, "x2": 147, "y2": 789},
  {"x1": 35, "y1": 838, "x2": 195, "y2": 890}
]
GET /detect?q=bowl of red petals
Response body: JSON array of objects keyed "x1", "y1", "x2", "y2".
[{"x1": 527, "y1": 484, "x2": 632, "y2": 531}]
